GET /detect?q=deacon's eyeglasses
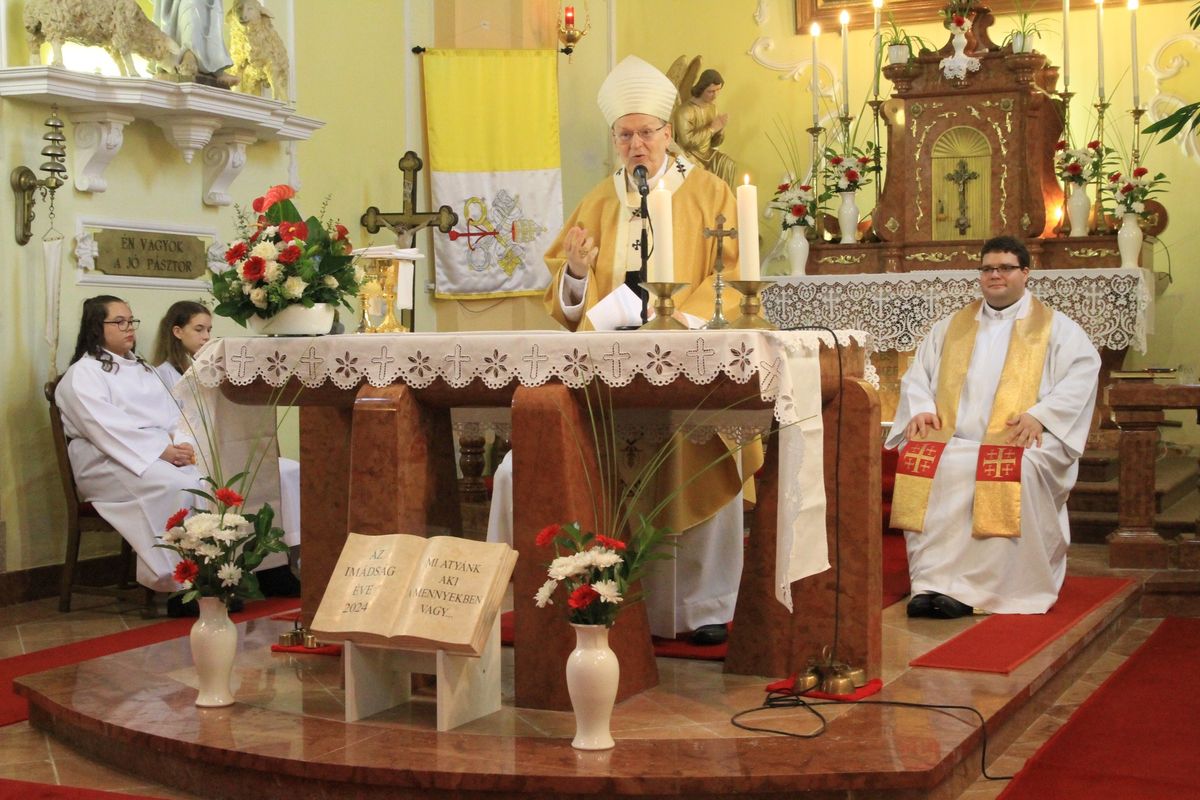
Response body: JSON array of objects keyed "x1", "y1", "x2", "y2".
[
  {"x1": 612, "y1": 123, "x2": 668, "y2": 145},
  {"x1": 977, "y1": 265, "x2": 1023, "y2": 275},
  {"x1": 103, "y1": 318, "x2": 141, "y2": 331}
]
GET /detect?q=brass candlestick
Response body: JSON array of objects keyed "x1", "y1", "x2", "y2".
[
  {"x1": 639, "y1": 281, "x2": 689, "y2": 330},
  {"x1": 867, "y1": 99, "x2": 885, "y2": 208},
  {"x1": 1094, "y1": 100, "x2": 1112, "y2": 234},
  {"x1": 727, "y1": 280, "x2": 777, "y2": 330},
  {"x1": 807, "y1": 125, "x2": 826, "y2": 239},
  {"x1": 1131, "y1": 107, "x2": 1146, "y2": 167}
]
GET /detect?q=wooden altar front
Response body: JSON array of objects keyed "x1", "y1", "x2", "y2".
[{"x1": 210, "y1": 331, "x2": 879, "y2": 712}]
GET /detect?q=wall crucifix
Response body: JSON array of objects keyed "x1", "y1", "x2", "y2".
[
  {"x1": 945, "y1": 159, "x2": 980, "y2": 236},
  {"x1": 361, "y1": 151, "x2": 458, "y2": 241}
]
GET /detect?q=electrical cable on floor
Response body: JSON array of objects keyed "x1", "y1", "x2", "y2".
[{"x1": 730, "y1": 693, "x2": 1015, "y2": 782}]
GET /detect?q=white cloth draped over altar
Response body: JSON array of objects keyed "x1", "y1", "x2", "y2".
[
  {"x1": 762, "y1": 267, "x2": 1151, "y2": 354},
  {"x1": 190, "y1": 329, "x2": 872, "y2": 609}
]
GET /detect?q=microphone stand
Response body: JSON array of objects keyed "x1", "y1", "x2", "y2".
[{"x1": 620, "y1": 170, "x2": 651, "y2": 328}]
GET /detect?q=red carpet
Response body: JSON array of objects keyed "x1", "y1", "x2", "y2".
[
  {"x1": 909, "y1": 576, "x2": 1131, "y2": 674},
  {"x1": 0, "y1": 778, "x2": 165, "y2": 800},
  {"x1": 0, "y1": 597, "x2": 298, "y2": 727},
  {"x1": 998, "y1": 617, "x2": 1200, "y2": 799}
]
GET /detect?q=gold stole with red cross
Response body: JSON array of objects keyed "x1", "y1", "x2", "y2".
[{"x1": 889, "y1": 297, "x2": 1053, "y2": 538}]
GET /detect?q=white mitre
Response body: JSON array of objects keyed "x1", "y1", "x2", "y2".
[{"x1": 596, "y1": 55, "x2": 677, "y2": 127}]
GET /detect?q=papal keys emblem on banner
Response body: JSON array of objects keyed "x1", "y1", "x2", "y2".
[{"x1": 448, "y1": 192, "x2": 548, "y2": 277}]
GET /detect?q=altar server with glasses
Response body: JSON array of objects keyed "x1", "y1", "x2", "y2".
[
  {"x1": 888, "y1": 236, "x2": 1100, "y2": 619},
  {"x1": 55, "y1": 295, "x2": 200, "y2": 599}
]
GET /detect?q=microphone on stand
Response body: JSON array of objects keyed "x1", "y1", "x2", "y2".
[
  {"x1": 618, "y1": 165, "x2": 651, "y2": 328},
  {"x1": 632, "y1": 165, "x2": 650, "y2": 197}
]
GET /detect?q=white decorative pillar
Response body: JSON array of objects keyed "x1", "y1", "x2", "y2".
[
  {"x1": 71, "y1": 110, "x2": 136, "y2": 193},
  {"x1": 202, "y1": 130, "x2": 259, "y2": 206}
]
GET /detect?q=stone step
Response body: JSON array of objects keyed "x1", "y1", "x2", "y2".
[
  {"x1": 1068, "y1": 490, "x2": 1200, "y2": 544},
  {"x1": 1068, "y1": 455, "x2": 1199, "y2": 514},
  {"x1": 1078, "y1": 449, "x2": 1118, "y2": 482}
]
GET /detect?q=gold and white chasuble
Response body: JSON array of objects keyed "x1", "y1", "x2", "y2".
[{"x1": 886, "y1": 291, "x2": 1100, "y2": 614}]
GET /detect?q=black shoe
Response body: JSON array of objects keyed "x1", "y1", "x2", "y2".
[
  {"x1": 166, "y1": 595, "x2": 199, "y2": 618},
  {"x1": 688, "y1": 623, "x2": 728, "y2": 646},
  {"x1": 930, "y1": 594, "x2": 975, "y2": 619},
  {"x1": 906, "y1": 593, "x2": 937, "y2": 618}
]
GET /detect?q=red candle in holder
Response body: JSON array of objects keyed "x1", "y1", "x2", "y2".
[{"x1": 565, "y1": 5, "x2": 575, "y2": 26}]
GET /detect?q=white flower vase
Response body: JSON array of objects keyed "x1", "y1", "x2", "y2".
[
  {"x1": 837, "y1": 191, "x2": 860, "y2": 244},
  {"x1": 951, "y1": 29, "x2": 969, "y2": 59},
  {"x1": 786, "y1": 228, "x2": 810, "y2": 275},
  {"x1": 191, "y1": 597, "x2": 237, "y2": 707},
  {"x1": 1117, "y1": 213, "x2": 1143, "y2": 269},
  {"x1": 1066, "y1": 184, "x2": 1091, "y2": 237},
  {"x1": 565, "y1": 623, "x2": 618, "y2": 750},
  {"x1": 247, "y1": 303, "x2": 335, "y2": 336}
]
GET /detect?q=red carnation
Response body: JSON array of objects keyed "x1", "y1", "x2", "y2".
[
  {"x1": 1121, "y1": 182, "x2": 1136, "y2": 195},
  {"x1": 334, "y1": 223, "x2": 349, "y2": 241},
  {"x1": 1066, "y1": 163, "x2": 1082, "y2": 174},
  {"x1": 1132, "y1": 166, "x2": 1149, "y2": 178},
  {"x1": 777, "y1": 182, "x2": 790, "y2": 192},
  {"x1": 224, "y1": 241, "x2": 247, "y2": 264},
  {"x1": 799, "y1": 184, "x2": 812, "y2": 192},
  {"x1": 214, "y1": 487, "x2": 244, "y2": 507},
  {"x1": 594, "y1": 534, "x2": 627, "y2": 551},
  {"x1": 791, "y1": 203, "x2": 807, "y2": 217},
  {"x1": 173, "y1": 560, "x2": 199, "y2": 585},
  {"x1": 857, "y1": 156, "x2": 872, "y2": 165},
  {"x1": 279, "y1": 220, "x2": 309, "y2": 242},
  {"x1": 241, "y1": 256, "x2": 266, "y2": 282},
  {"x1": 535, "y1": 524, "x2": 562, "y2": 547},
  {"x1": 1109, "y1": 172, "x2": 1122, "y2": 182},
  {"x1": 165, "y1": 508, "x2": 188, "y2": 531},
  {"x1": 1055, "y1": 140, "x2": 1068, "y2": 151},
  {"x1": 253, "y1": 184, "x2": 295, "y2": 215},
  {"x1": 830, "y1": 156, "x2": 844, "y2": 166},
  {"x1": 845, "y1": 168, "x2": 860, "y2": 182},
  {"x1": 277, "y1": 244, "x2": 302, "y2": 265},
  {"x1": 1087, "y1": 139, "x2": 1102, "y2": 150},
  {"x1": 568, "y1": 583, "x2": 599, "y2": 610},
  {"x1": 952, "y1": 14, "x2": 966, "y2": 26}
]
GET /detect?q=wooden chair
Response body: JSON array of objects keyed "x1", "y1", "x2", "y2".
[{"x1": 45, "y1": 379, "x2": 154, "y2": 614}]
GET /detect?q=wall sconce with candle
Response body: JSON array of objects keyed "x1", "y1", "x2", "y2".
[
  {"x1": 558, "y1": 4, "x2": 591, "y2": 57},
  {"x1": 11, "y1": 107, "x2": 68, "y2": 246}
]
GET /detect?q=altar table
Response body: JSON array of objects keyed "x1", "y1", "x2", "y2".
[{"x1": 196, "y1": 329, "x2": 880, "y2": 710}]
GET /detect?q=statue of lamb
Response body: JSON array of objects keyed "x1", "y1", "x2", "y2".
[
  {"x1": 24, "y1": 0, "x2": 197, "y2": 80},
  {"x1": 228, "y1": 0, "x2": 290, "y2": 102}
]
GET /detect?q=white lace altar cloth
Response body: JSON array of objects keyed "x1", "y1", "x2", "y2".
[
  {"x1": 762, "y1": 267, "x2": 1151, "y2": 354},
  {"x1": 193, "y1": 329, "x2": 871, "y2": 610}
]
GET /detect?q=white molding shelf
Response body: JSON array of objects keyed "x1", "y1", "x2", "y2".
[{"x1": 0, "y1": 66, "x2": 324, "y2": 206}]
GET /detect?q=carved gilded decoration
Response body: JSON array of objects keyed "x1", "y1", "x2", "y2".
[
  {"x1": 908, "y1": 251, "x2": 976, "y2": 263},
  {"x1": 817, "y1": 254, "x2": 867, "y2": 265},
  {"x1": 885, "y1": 217, "x2": 900, "y2": 233},
  {"x1": 1020, "y1": 213, "x2": 1032, "y2": 232},
  {"x1": 1067, "y1": 248, "x2": 1119, "y2": 258}
]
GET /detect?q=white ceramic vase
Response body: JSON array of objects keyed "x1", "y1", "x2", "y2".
[
  {"x1": 191, "y1": 596, "x2": 237, "y2": 707},
  {"x1": 1066, "y1": 184, "x2": 1091, "y2": 237},
  {"x1": 837, "y1": 191, "x2": 860, "y2": 244},
  {"x1": 247, "y1": 302, "x2": 335, "y2": 336},
  {"x1": 952, "y1": 29, "x2": 969, "y2": 59},
  {"x1": 565, "y1": 623, "x2": 618, "y2": 750},
  {"x1": 887, "y1": 43, "x2": 911, "y2": 65},
  {"x1": 786, "y1": 228, "x2": 810, "y2": 276},
  {"x1": 1117, "y1": 213, "x2": 1143, "y2": 269}
]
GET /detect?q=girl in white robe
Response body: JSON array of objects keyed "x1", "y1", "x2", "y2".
[{"x1": 55, "y1": 296, "x2": 199, "y2": 592}]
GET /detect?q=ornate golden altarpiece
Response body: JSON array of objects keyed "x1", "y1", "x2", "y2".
[{"x1": 807, "y1": 7, "x2": 1125, "y2": 275}]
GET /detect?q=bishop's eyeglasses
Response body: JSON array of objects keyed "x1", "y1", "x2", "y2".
[
  {"x1": 612, "y1": 123, "x2": 668, "y2": 145},
  {"x1": 103, "y1": 318, "x2": 141, "y2": 331},
  {"x1": 977, "y1": 265, "x2": 1023, "y2": 275}
]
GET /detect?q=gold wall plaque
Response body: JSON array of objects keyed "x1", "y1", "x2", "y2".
[{"x1": 93, "y1": 229, "x2": 208, "y2": 280}]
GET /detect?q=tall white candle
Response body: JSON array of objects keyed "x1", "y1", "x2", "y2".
[
  {"x1": 1062, "y1": 0, "x2": 1071, "y2": 90},
  {"x1": 840, "y1": 10, "x2": 851, "y2": 116},
  {"x1": 647, "y1": 180, "x2": 674, "y2": 283},
  {"x1": 872, "y1": 0, "x2": 883, "y2": 98},
  {"x1": 1129, "y1": 0, "x2": 1140, "y2": 108},
  {"x1": 736, "y1": 175, "x2": 760, "y2": 281},
  {"x1": 1096, "y1": 0, "x2": 1105, "y2": 102},
  {"x1": 811, "y1": 22, "x2": 821, "y2": 126}
]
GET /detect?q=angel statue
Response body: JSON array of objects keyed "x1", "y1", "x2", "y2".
[{"x1": 668, "y1": 56, "x2": 737, "y2": 188}]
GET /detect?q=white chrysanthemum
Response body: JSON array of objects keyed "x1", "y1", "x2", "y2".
[
  {"x1": 534, "y1": 579, "x2": 558, "y2": 608},
  {"x1": 161, "y1": 526, "x2": 184, "y2": 544},
  {"x1": 261, "y1": 225, "x2": 279, "y2": 238},
  {"x1": 592, "y1": 579, "x2": 623, "y2": 605},
  {"x1": 1132, "y1": 201, "x2": 1145, "y2": 214},
  {"x1": 836, "y1": 177, "x2": 850, "y2": 190},
  {"x1": 176, "y1": 534, "x2": 201, "y2": 552},
  {"x1": 323, "y1": 275, "x2": 339, "y2": 289},
  {"x1": 283, "y1": 275, "x2": 307, "y2": 300},
  {"x1": 548, "y1": 553, "x2": 588, "y2": 581},
  {"x1": 184, "y1": 513, "x2": 220, "y2": 537},
  {"x1": 263, "y1": 260, "x2": 284, "y2": 283},
  {"x1": 242, "y1": 281, "x2": 253, "y2": 295},
  {"x1": 250, "y1": 287, "x2": 269, "y2": 308},
  {"x1": 194, "y1": 542, "x2": 222, "y2": 560},
  {"x1": 584, "y1": 548, "x2": 623, "y2": 570},
  {"x1": 250, "y1": 240, "x2": 278, "y2": 261},
  {"x1": 353, "y1": 264, "x2": 366, "y2": 284},
  {"x1": 211, "y1": 525, "x2": 241, "y2": 544},
  {"x1": 217, "y1": 563, "x2": 243, "y2": 588}
]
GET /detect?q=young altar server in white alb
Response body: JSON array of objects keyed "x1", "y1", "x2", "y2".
[
  {"x1": 55, "y1": 296, "x2": 200, "y2": 595},
  {"x1": 488, "y1": 55, "x2": 755, "y2": 645},
  {"x1": 887, "y1": 236, "x2": 1101, "y2": 619}
]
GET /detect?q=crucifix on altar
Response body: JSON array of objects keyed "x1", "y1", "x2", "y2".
[{"x1": 361, "y1": 151, "x2": 459, "y2": 242}]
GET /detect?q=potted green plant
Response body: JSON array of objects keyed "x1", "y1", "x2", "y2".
[
  {"x1": 1003, "y1": 2, "x2": 1050, "y2": 54},
  {"x1": 881, "y1": 12, "x2": 932, "y2": 65}
]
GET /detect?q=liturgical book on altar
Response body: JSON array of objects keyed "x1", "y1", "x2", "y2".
[{"x1": 310, "y1": 533, "x2": 517, "y2": 657}]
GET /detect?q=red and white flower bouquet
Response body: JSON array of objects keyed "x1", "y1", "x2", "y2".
[{"x1": 1106, "y1": 165, "x2": 1168, "y2": 219}]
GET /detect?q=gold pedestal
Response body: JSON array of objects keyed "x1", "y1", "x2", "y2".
[
  {"x1": 727, "y1": 280, "x2": 776, "y2": 330},
  {"x1": 639, "y1": 281, "x2": 689, "y2": 330}
]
